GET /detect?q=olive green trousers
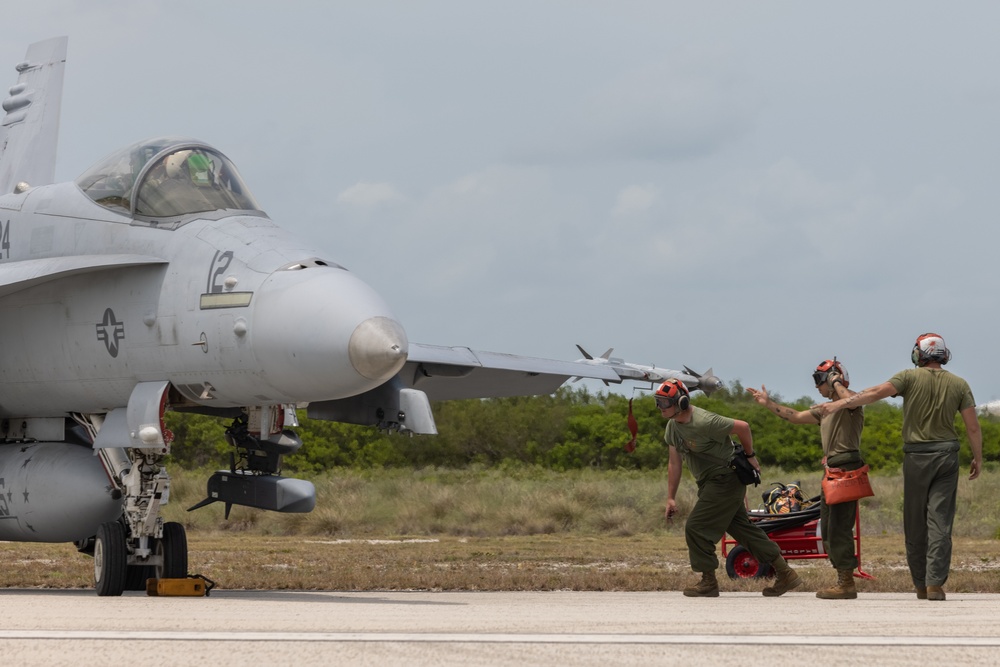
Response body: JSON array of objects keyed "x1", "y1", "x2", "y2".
[
  {"x1": 902, "y1": 444, "x2": 960, "y2": 588},
  {"x1": 685, "y1": 472, "x2": 780, "y2": 573}
]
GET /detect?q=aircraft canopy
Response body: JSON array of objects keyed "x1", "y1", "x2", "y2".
[{"x1": 76, "y1": 137, "x2": 260, "y2": 219}]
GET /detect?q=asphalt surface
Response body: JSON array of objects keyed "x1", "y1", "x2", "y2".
[{"x1": 0, "y1": 589, "x2": 997, "y2": 666}]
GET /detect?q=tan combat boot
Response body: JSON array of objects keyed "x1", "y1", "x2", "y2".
[
  {"x1": 682, "y1": 570, "x2": 720, "y2": 597},
  {"x1": 816, "y1": 569, "x2": 857, "y2": 600},
  {"x1": 762, "y1": 557, "x2": 802, "y2": 597},
  {"x1": 926, "y1": 585, "x2": 946, "y2": 601}
]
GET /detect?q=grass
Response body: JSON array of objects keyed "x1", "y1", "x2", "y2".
[{"x1": 2, "y1": 466, "x2": 998, "y2": 592}]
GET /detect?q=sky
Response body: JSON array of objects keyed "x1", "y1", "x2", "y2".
[{"x1": 2, "y1": 1, "x2": 999, "y2": 406}]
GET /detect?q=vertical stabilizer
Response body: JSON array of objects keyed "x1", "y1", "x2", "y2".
[{"x1": 0, "y1": 36, "x2": 67, "y2": 194}]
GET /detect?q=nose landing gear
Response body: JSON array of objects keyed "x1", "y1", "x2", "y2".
[{"x1": 93, "y1": 519, "x2": 188, "y2": 596}]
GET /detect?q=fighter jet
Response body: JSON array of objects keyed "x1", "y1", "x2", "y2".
[{"x1": 0, "y1": 38, "x2": 719, "y2": 595}]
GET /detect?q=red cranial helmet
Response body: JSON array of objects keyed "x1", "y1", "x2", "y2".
[
  {"x1": 813, "y1": 358, "x2": 849, "y2": 388},
  {"x1": 654, "y1": 379, "x2": 691, "y2": 412}
]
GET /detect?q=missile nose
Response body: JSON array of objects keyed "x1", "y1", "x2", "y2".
[{"x1": 349, "y1": 316, "x2": 409, "y2": 381}]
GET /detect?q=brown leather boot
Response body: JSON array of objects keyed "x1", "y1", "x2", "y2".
[
  {"x1": 926, "y1": 585, "x2": 946, "y2": 601},
  {"x1": 916, "y1": 587, "x2": 927, "y2": 600},
  {"x1": 762, "y1": 558, "x2": 802, "y2": 597},
  {"x1": 682, "y1": 570, "x2": 720, "y2": 597},
  {"x1": 815, "y1": 569, "x2": 857, "y2": 600}
]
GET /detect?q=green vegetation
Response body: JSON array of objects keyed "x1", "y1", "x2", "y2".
[
  {"x1": 162, "y1": 465, "x2": 1000, "y2": 541},
  {"x1": 165, "y1": 383, "x2": 1000, "y2": 473}
]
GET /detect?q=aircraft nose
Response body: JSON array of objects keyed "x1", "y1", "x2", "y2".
[
  {"x1": 249, "y1": 267, "x2": 409, "y2": 402},
  {"x1": 349, "y1": 316, "x2": 408, "y2": 381}
]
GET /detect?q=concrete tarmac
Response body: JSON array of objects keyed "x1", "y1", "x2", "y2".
[{"x1": 0, "y1": 589, "x2": 997, "y2": 666}]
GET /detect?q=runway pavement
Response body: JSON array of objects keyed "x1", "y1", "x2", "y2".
[{"x1": 0, "y1": 589, "x2": 998, "y2": 666}]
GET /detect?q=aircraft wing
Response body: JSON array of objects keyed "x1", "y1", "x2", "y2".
[
  {"x1": 0, "y1": 37, "x2": 67, "y2": 194},
  {"x1": 399, "y1": 342, "x2": 622, "y2": 400},
  {"x1": 0, "y1": 254, "x2": 168, "y2": 298}
]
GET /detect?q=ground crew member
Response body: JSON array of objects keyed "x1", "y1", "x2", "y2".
[
  {"x1": 657, "y1": 379, "x2": 801, "y2": 597},
  {"x1": 821, "y1": 333, "x2": 982, "y2": 601},
  {"x1": 748, "y1": 358, "x2": 864, "y2": 599}
]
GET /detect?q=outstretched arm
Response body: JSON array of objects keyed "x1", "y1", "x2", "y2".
[
  {"x1": 960, "y1": 406, "x2": 983, "y2": 480},
  {"x1": 747, "y1": 385, "x2": 819, "y2": 425},
  {"x1": 820, "y1": 381, "x2": 896, "y2": 416}
]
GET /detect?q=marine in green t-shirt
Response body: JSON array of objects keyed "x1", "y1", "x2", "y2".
[
  {"x1": 821, "y1": 333, "x2": 983, "y2": 601},
  {"x1": 656, "y1": 378, "x2": 800, "y2": 598},
  {"x1": 749, "y1": 358, "x2": 865, "y2": 600}
]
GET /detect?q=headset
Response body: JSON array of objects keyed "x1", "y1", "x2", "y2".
[
  {"x1": 911, "y1": 332, "x2": 951, "y2": 366},
  {"x1": 813, "y1": 357, "x2": 849, "y2": 388},
  {"x1": 654, "y1": 379, "x2": 690, "y2": 412}
]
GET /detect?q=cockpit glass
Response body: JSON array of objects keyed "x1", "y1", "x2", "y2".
[{"x1": 75, "y1": 137, "x2": 261, "y2": 219}]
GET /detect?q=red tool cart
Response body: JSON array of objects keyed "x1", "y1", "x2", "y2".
[{"x1": 721, "y1": 491, "x2": 874, "y2": 580}]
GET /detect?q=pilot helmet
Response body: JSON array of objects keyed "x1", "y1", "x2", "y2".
[
  {"x1": 164, "y1": 150, "x2": 192, "y2": 178},
  {"x1": 164, "y1": 150, "x2": 211, "y2": 186}
]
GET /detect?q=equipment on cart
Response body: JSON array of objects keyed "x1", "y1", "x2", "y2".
[
  {"x1": 722, "y1": 481, "x2": 874, "y2": 581},
  {"x1": 762, "y1": 481, "x2": 810, "y2": 514}
]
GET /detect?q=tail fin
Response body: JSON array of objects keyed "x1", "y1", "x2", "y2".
[{"x1": 0, "y1": 37, "x2": 67, "y2": 194}]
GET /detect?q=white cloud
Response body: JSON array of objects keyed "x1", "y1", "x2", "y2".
[
  {"x1": 337, "y1": 182, "x2": 405, "y2": 208},
  {"x1": 612, "y1": 184, "x2": 659, "y2": 218}
]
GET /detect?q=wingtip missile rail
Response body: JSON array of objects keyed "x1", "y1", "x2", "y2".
[{"x1": 573, "y1": 345, "x2": 723, "y2": 395}]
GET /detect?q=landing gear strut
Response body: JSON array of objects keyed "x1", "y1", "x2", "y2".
[{"x1": 75, "y1": 391, "x2": 188, "y2": 597}]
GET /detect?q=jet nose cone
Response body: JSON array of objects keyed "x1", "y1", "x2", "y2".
[{"x1": 349, "y1": 316, "x2": 409, "y2": 381}]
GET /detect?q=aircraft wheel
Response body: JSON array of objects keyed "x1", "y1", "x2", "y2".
[
  {"x1": 94, "y1": 522, "x2": 127, "y2": 596},
  {"x1": 125, "y1": 565, "x2": 156, "y2": 591},
  {"x1": 155, "y1": 521, "x2": 188, "y2": 580},
  {"x1": 724, "y1": 545, "x2": 773, "y2": 579}
]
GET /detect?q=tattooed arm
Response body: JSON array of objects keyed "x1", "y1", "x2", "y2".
[
  {"x1": 820, "y1": 381, "x2": 896, "y2": 416},
  {"x1": 746, "y1": 385, "x2": 820, "y2": 425}
]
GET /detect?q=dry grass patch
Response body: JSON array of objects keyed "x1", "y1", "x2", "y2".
[
  {"x1": 6, "y1": 465, "x2": 999, "y2": 592},
  {"x1": 3, "y1": 532, "x2": 1000, "y2": 593}
]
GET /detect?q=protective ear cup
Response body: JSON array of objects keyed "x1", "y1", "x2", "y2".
[{"x1": 673, "y1": 380, "x2": 691, "y2": 411}]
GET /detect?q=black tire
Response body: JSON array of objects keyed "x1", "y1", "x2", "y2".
[
  {"x1": 155, "y1": 522, "x2": 188, "y2": 580},
  {"x1": 125, "y1": 565, "x2": 156, "y2": 591},
  {"x1": 724, "y1": 545, "x2": 774, "y2": 579},
  {"x1": 94, "y1": 522, "x2": 127, "y2": 596}
]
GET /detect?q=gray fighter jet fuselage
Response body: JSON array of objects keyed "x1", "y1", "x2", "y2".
[
  {"x1": 0, "y1": 37, "x2": 721, "y2": 596},
  {"x1": 0, "y1": 138, "x2": 406, "y2": 418}
]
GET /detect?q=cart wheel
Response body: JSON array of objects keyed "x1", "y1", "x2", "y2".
[{"x1": 725, "y1": 546, "x2": 774, "y2": 579}]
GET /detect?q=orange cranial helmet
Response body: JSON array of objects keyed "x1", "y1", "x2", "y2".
[
  {"x1": 654, "y1": 379, "x2": 691, "y2": 412},
  {"x1": 813, "y1": 358, "x2": 849, "y2": 388}
]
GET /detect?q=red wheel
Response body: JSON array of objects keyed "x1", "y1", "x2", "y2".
[{"x1": 725, "y1": 545, "x2": 774, "y2": 579}]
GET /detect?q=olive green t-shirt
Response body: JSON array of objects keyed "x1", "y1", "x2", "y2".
[
  {"x1": 815, "y1": 406, "x2": 864, "y2": 458},
  {"x1": 888, "y1": 367, "x2": 975, "y2": 444},
  {"x1": 663, "y1": 406, "x2": 736, "y2": 483}
]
